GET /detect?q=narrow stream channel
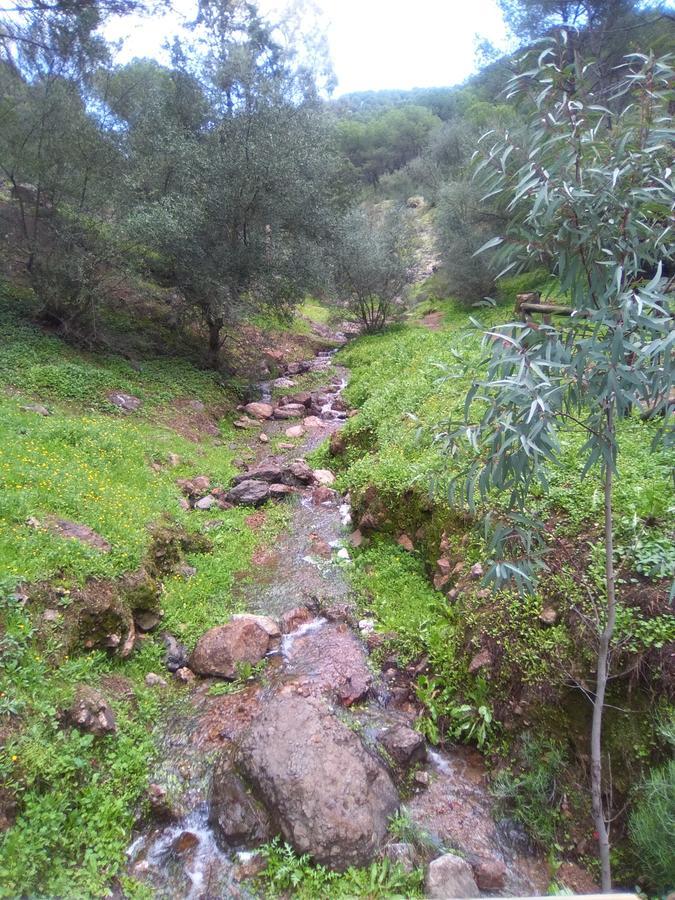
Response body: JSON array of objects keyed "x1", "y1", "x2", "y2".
[{"x1": 126, "y1": 340, "x2": 550, "y2": 898}]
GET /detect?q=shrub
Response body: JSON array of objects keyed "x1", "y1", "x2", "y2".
[{"x1": 629, "y1": 759, "x2": 675, "y2": 892}]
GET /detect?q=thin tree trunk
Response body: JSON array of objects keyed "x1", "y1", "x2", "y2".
[
  {"x1": 206, "y1": 319, "x2": 222, "y2": 370},
  {"x1": 591, "y1": 407, "x2": 617, "y2": 892}
]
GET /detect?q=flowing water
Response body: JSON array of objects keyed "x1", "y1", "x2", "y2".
[{"x1": 126, "y1": 341, "x2": 550, "y2": 898}]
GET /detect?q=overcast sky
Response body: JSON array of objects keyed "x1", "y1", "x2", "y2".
[{"x1": 105, "y1": 0, "x2": 512, "y2": 95}]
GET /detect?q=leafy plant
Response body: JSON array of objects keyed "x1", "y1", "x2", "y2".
[{"x1": 629, "y1": 759, "x2": 675, "y2": 893}]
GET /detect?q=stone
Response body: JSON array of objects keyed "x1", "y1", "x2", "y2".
[
  {"x1": 174, "y1": 666, "x2": 195, "y2": 683},
  {"x1": 195, "y1": 494, "x2": 217, "y2": 510},
  {"x1": 42, "y1": 608, "x2": 60, "y2": 623},
  {"x1": 286, "y1": 360, "x2": 311, "y2": 375},
  {"x1": 468, "y1": 648, "x2": 492, "y2": 674},
  {"x1": 278, "y1": 442, "x2": 295, "y2": 450},
  {"x1": 539, "y1": 605, "x2": 559, "y2": 625},
  {"x1": 273, "y1": 404, "x2": 306, "y2": 419},
  {"x1": 337, "y1": 548, "x2": 350, "y2": 560},
  {"x1": 289, "y1": 392, "x2": 312, "y2": 407},
  {"x1": 414, "y1": 770, "x2": 430, "y2": 787},
  {"x1": 280, "y1": 606, "x2": 314, "y2": 634},
  {"x1": 147, "y1": 783, "x2": 175, "y2": 821},
  {"x1": 312, "y1": 486, "x2": 338, "y2": 505},
  {"x1": 303, "y1": 416, "x2": 324, "y2": 429},
  {"x1": 172, "y1": 831, "x2": 199, "y2": 856},
  {"x1": 243, "y1": 401, "x2": 274, "y2": 420},
  {"x1": 43, "y1": 517, "x2": 111, "y2": 552},
  {"x1": 167, "y1": 453, "x2": 181, "y2": 467},
  {"x1": 272, "y1": 376, "x2": 295, "y2": 388},
  {"x1": 312, "y1": 468, "x2": 335, "y2": 486},
  {"x1": 436, "y1": 557, "x2": 452, "y2": 576},
  {"x1": 232, "y1": 462, "x2": 282, "y2": 485},
  {"x1": 107, "y1": 391, "x2": 141, "y2": 412},
  {"x1": 225, "y1": 480, "x2": 271, "y2": 507},
  {"x1": 209, "y1": 755, "x2": 271, "y2": 848},
  {"x1": 67, "y1": 685, "x2": 116, "y2": 736},
  {"x1": 470, "y1": 562, "x2": 484, "y2": 578},
  {"x1": 282, "y1": 459, "x2": 314, "y2": 486},
  {"x1": 270, "y1": 483, "x2": 295, "y2": 500},
  {"x1": 285, "y1": 425, "x2": 305, "y2": 438},
  {"x1": 176, "y1": 475, "x2": 211, "y2": 497},
  {"x1": 162, "y1": 632, "x2": 189, "y2": 672},
  {"x1": 425, "y1": 853, "x2": 480, "y2": 899},
  {"x1": 384, "y1": 842, "x2": 414, "y2": 873},
  {"x1": 264, "y1": 348, "x2": 284, "y2": 363},
  {"x1": 473, "y1": 856, "x2": 507, "y2": 891},
  {"x1": 231, "y1": 613, "x2": 281, "y2": 649},
  {"x1": 397, "y1": 534, "x2": 414, "y2": 552},
  {"x1": 145, "y1": 672, "x2": 167, "y2": 687},
  {"x1": 233, "y1": 416, "x2": 258, "y2": 429},
  {"x1": 235, "y1": 692, "x2": 398, "y2": 869},
  {"x1": 258, "y1": 433, "x2": 269, "y2": 443},
  {"x1": 378, "y1": 725, "x2": 426, "y2": 768},
  {"x1": 20, "y1": 403, "x2": 50, "y2": 416},
  {"x1": 134, "y1": 610, "x2": 161, "y2": 633},
  {"x1": 190, "y1": 619, "x2": 271, "y2": 679}
]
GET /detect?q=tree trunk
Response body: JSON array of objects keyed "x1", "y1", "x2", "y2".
[
  {"x1": 591, "y1": 408, "x2": 617, "y2": 892},
  {"x1": 206, "y1": 318, "x2": 222, "y2": 370}
]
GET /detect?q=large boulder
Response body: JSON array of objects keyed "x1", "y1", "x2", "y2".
[
  {"x1": 208, "y1": 755, "x2": 271, "y2": 848},
  {"x1": 235, "y1": 691, "x2": 398, "y2": 869},
  {"x1": 190, "y1": 619, "x2": 271, "y2": 678},
  {"x1": 225, "y1": 480, "x2": 270, "y2": 507},
  {"x1": 425, "y1": 853, "x2": 480, "y2": 899},
  {"x1": 281, "y1": 460, "x2": 314, "y2": 486},
  {"x1": 378, "y1": 724, "x2": 426, "y2": 768}
]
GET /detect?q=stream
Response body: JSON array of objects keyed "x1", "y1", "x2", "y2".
[{"x1": 125, "y1": 340, "x2": 550, "y2": 898}]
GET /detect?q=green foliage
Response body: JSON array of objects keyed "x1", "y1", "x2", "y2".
[
  {"x1": 492, "y1": 735, "x2": 574, "y2": 848},
  {"x1": 259, "y1": 838, "x2": 424, "y2": 898},
  {"x1": 629, "y1": 759, "x2": 675, "y2": 892},
  {"x1": 415, "y1": 675, "x2": 497, "y2": 749}
]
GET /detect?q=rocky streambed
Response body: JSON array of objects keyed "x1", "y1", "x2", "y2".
[{"x1": 126, "y1": 340, "x2": 551, "y2": 898}]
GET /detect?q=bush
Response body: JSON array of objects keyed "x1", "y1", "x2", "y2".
[{"x1": 629, "y1": 759, "x2": 675, "y2": 892}]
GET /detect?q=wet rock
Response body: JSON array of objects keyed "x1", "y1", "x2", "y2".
[
  {"x1": 269, "y1": 483, "x2": 295, "y2": 500},
  {"x1": 283, "y1": 621, "x2": 372, "y2": 706},
  {"x1": 397, "y1": 534, "x2": 414, "y2": 552},
  {"x1": 21, "y1": 403, "x2": 50, "y2": 416},
  {"x1": 426, "y1": 853, "x2": 480, "y2": 898},
  {"x1": 280, "y1": 606, "x2": 314, "y2": 634},
  {"x1": 162, "y1": 632, "x2": 189, "y2": 672},
  {"x1": 144, "y1": 672, "x2": 167, "y2": 687},
  {"x1": 233, "y1": 853, "x2": 267, "y2": 881},
  {"x1": 236, "y1": 691, "x2": 398, "y2": 869},
  {"x1": 225, "y1": 480, "x2": 270, "y2": 507},
  {"x1": 282, "y1": 459, "x2": 314, "y2": 486},
  {"x1": 312, "y1": 486, "x2": 338, "y2": 505},
  {"x1": 232, "y1": 463, "x2": 282, "y2": 485},
  {"x1": 172, "y1": 831, "x2": 199, "y2": 856},
  {"x1": 272, "y1": 376, "x2": 295, "y2": 388},
  {"x1": 331, "y1": 397, "x2": 348, "y2": 412},
  {"x1": 195, "y1": 495, "x2": 217, "y2": 510},
  {"x1": 378, "y1": 725, "x2": 426, "y2": 768},
  {"x1": 285, "y1": 425, "x2": 305, "y2": 438},
  {"x1": 468, "y1": 648, "x2": 492, "y2": 674},
  {"x1": 313, "y1": 469, "x2": 335, "y2": 486},
  {"x1": 243, "y1": 402, "x2": 274, "y2": 420},
  {"x1": 273, "y1": 403, "x2": 306, "y2": 419},
  {"x1": 289, "y1": 392, "x2": 312, "y2": 407},
  {"x1": 231, "y1": 613, "x2": 281, "y2": 650},
  {"x1": 147, "y1": 783, "x2": 176, "y2": 821},
  {"x1": 473, "y1": 855, "x2": 507, "y2": 891},
  {"x1": 190, "y1": 619, "x2": 270, "y2": 679},
  {"x1": 67, "y1": 685, "x2": 116, "y2": 736},
  {"x1": 209, "y1": 755, "x2": 271, "y2": 847},
  {"x1": 414, "y1": 770, "x2": 430, "y2": 787},
  {"x1": 107, "y1": 391, "x2": 141, "y2": 412},
  {"x1": 384, "y1": 842, "x2": 415, "y2": 873}
]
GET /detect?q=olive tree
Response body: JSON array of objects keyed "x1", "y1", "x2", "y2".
[
  {"x1": 331, "y1": 206, "x2": 414, "y2": 332},
  {"x1": 443, "y1": 40, "x2": 673, "y2": 890}
]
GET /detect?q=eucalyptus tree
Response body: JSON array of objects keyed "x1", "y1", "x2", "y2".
[{"x1": 443, "y1": 40, "x2": 673, "y2": 890}]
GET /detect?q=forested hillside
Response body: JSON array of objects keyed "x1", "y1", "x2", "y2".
[{"x1": 0, "y1": 0, "x2": 673, "y2": 897}]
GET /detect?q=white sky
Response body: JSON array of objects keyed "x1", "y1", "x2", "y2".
[{"x1": 105, "y1": 0, "x2": 512, "y2": 96}]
